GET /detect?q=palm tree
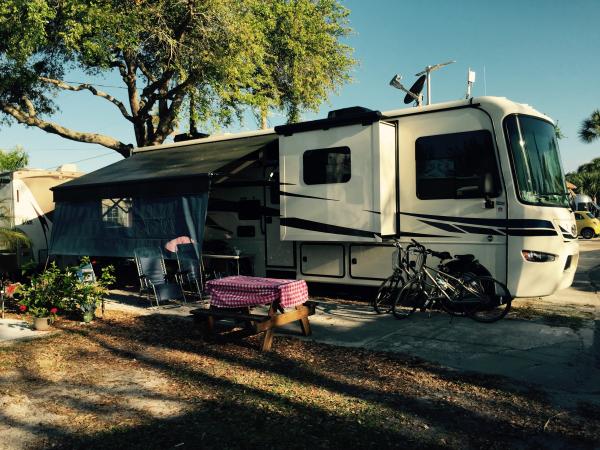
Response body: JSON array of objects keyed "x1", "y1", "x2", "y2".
[
  {"x1": 579, "y1": 110, "x2": 600, "y2": 143},
  {"x1": 577, "y1": 157, "x2": 600, "y2": 173},
  {"x1": 0, "y1": 207, "x2": 29, "y2": 252}
]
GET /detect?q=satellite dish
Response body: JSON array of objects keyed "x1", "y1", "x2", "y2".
[{"x1": 404, "y1": 75, "x2": 426, "y2": 105}]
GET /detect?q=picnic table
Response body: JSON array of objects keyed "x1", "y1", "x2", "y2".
[{"x1": 190, "y1": 276, "x2": 316, "y2": 351}]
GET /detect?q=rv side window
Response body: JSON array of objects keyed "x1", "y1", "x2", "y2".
[
  {"x1": 101, "y1": 198, "x2": 132, "y2": 228},
  {"x1": 415, "y1": 130, "x2": 498, "y2": 200},
  {"x1": 303, "y1": 147, "x2": 351, "y2": 185}
]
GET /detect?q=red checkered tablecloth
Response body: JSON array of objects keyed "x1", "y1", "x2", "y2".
[{"x1": 206, "y1": 276, "x2": 308, "y2": 309}]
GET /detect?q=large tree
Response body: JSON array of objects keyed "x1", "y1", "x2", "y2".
[{"x1": 0, "y1": 0, "x2": 354, "y2": 157}]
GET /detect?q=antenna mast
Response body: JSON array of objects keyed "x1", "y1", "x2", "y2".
[{"x1": 415, "y1": 60, "x2": 456, "y2": 105}]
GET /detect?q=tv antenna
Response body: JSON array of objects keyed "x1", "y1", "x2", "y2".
[
  {"x1": 465, "y1": 67, "x2": 476, "y2": 99},
  {"x1": 389, "y1": 74, "x2": 425, "y2": 107},
  {"x1": 415, "y1": 60, "x2": 456, "y2": 105}
]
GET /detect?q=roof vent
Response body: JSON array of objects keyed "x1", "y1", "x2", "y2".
[
  {"x1": 327, "y1": 106, "x2": 374, "y2": 120},
  {"x1": 57, "y1": 163, "x2": 78, "y2": 172},
  {"x1": 173, "y1": 131, "x2": 210, "y2": 143}
]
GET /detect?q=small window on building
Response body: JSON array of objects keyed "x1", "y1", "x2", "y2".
[
  {"x1": 303, "y1": 147, "x2": 351, "y2": 185},
  {"x1": 101, "y1": 198, "x2": 132, "y2": 228},
  {"x1": 415, "y1": 130, "x2": 499, "y2": 200}
]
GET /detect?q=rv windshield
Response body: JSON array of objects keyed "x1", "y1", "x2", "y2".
[{"x1": 504, "y1": 115, "x2": 569, "y2": 208}]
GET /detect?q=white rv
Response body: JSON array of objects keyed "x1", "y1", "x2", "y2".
[
  {"x1": 0, "y1": 167, "x2": 83, "y2": 270},
  {"x1": 130, "y1": 96, "x2": 577, "y2": 299}
]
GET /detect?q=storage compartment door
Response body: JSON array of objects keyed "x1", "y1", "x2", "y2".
[
  {"x1": 349, "y1": 244, "x2": 396, "y2": 280},
  {"x1": 300, "y1": 244, "x2": 344, "y2": 277}
]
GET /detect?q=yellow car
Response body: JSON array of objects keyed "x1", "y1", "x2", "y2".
[{"x1": 574, "y1": 211, "x2": 600, "y2": 239}]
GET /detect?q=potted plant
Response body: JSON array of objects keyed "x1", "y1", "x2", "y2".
[
  {"x1": 18, "y1": 263, "x2": 75, "y2": 330},
  {"x1": 73, "y1": 261, "x2": 115, "y2": 323}
]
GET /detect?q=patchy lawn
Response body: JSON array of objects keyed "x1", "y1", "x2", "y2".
[
  {"x1": 0, "y1": 311, "x2": 598, "y2": 450},
  {"x1": 509, "y1": 299, "x2": 596, "y2": 331}
]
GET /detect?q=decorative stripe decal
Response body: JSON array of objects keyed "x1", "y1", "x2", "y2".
[
  {"x1": 400, "y1": 212, "x2": 554, "y2": 229},
  {"x1": 455, "y1": 224, "x2": 505, "y2": 235},
  {"x1": 559, "y1": 226, "x2": 577, "y2": 240},
  {"x1": 280, "y1": 191, "x2": 339, "y2": 201},
  {"x1": 419, "y1": 219, "x2": 465, "y2": 233},
  {"x1": 398, "y1": 231, "x2": 452, "y2": 238},
  {"x1": 505, "y1": 229, "x2": 558, "y2": 236},
  {"x1": 280, "y1": 217, "x2": 376, "y2": 238}
]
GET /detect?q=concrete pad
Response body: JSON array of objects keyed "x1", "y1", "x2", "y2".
[
  {"x1": 0, "y1": 319, "x2": 52, "y2": 344},
  {"x1": 283, "y1": 302, "x2": 600, "y2": 395}
]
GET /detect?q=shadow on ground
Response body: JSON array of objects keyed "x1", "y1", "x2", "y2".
[{"x1": 1, "y1": 312, "x2": 598, "y2": 450}]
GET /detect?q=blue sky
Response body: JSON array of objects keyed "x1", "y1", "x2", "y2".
[{"x1": 0, "y1": 0, "x2": 598, "y2": 173}]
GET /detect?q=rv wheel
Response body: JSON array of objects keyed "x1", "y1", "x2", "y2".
[{"x1": 581, "y1": 228, "x2": 594, "y2": 239}]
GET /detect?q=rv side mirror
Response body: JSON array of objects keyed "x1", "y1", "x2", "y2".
[
  {"x1": 482, "y1": 173, "x2": 495, "y2": 196},
  {"x1": 481, "y1": 173, "x2": 495, "y2": 209}
]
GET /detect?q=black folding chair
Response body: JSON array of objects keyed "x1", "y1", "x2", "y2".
[
  {"x1": 175, "y1": 243, "x2": 203, "y2": 298},
  {"x1": 134, "y1": 247, "x2": 186, "y2": 307}
]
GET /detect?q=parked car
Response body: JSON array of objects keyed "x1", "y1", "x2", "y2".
[{"x1": 574, "y1": 211, "x2": 600, "y2": 239}]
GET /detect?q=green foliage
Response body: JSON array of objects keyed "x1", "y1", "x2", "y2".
[
  {"x1": 73, "y1": 258, "x2": 115, "y2": 319},
  {"x1": 0, "y1": 146, "x2": 28, "y2": 171},
  {"x1": 18, "y1": 258, "x2": 115, "y2": 320},
  {"x1": 0, "y1": 0, "x2": 355, "y2": 151},
  {"x1": 18, "y1": 262, "x2": 76, "y2": 318},
  {"x1": 0, "y1": 146, "x2": 30, "y2": 249},
  {"x1": 579, "y1": 110, "x2": 600, "y2": 143},
  {"x1": 566, "y1": 157, "x2": 600, "y2": 200}
]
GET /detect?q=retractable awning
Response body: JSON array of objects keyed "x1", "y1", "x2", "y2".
[
  {"x1": 52, "y1": 133, "x2": 277, "y2": 201},
  {"x1": 49, "y1": 132, "x2": 277, "y2": 257}
]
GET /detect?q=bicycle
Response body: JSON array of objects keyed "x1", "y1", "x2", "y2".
[
  {"x1": 372, "y1": 240, "x2": 421, "y2": 314},
  {"x1": 392, "y1": 240, "x2": 512, "y2": 323}
]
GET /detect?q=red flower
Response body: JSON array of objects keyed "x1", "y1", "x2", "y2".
[
  {"x1": 5, "y1": 284, "x2": 17, "y2": 297},
  {"x1": 50, "y1": 307, "x2": 58, "y2": 314},
  {"x1": 18, "y1": 304, "x2": 27, "y2": 312}
]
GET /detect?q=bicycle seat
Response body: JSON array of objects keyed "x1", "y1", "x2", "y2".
[
  {"x1": 430, "y1": 250, "x2": 452, "y2": 261},
  {"x1": 454, "y1": 254, "x2": 475, "y2": 263}
]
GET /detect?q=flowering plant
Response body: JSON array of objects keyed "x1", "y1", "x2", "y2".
[{"x1": 18, "y1": 263, "x2": 75, "y2": 318}]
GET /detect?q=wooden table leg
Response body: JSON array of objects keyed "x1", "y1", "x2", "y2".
[
  {"x1": 298, "y1": 314, "x2": 311, "y2": 336},
  {"x1": 261, "y1": 328, "x2": 274, "y2": 351}
]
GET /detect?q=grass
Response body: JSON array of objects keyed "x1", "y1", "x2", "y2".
[
  {"x1": 0, "y1": 311, "x2": 598, "y2": 449},
  {"x1": 509, "y1": 300, "x2": 596, "y2": 331}
]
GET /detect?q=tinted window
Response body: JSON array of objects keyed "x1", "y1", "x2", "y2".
[
  {"x1": 575, "y1": 213, "x2": 582, "y2": 220},
  {"x1": 504, "y1": 115, "x2": 568, "y2": 207},
  {"x1": 303, "y1": 147, "x2": 351, "y2": 185},
  {"x1": 415, "y1": 130, "x2": 499, "y2": 200}
]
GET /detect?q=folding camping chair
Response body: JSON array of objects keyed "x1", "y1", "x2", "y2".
[
  {"x1": 175, "y1": 243, "x2": 204, "y2": 298},
  {"x1": 134, "y1": 247, "x2": 186, "y2": 307}
]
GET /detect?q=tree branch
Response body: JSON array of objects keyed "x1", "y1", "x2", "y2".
[
  {"x1": 136, "y1": 58, "x2": 156, "y2": 83},
  {"x1": 151, "y1": 90, "x2": 186, "y2": 144},
  {"x1": 2, "y1": 103, "x2": 132, "y2": 157},
  {"x1": 39, "y1": 77, "x2": 133, "y2": 122}
]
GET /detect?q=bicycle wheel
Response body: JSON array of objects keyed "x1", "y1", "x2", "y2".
[
  {"x1": 392, "y1": 278, "x2": 424, "y2": 319},
  {"x1": 373, "y1": 272, "x2": 402, "y2": 314},
  {"x1": 463, "y1": 276, "x2": 512, "y2": 323},
  {"x1": 436, "y1": 273, "x2": 469, "y2": 317}
]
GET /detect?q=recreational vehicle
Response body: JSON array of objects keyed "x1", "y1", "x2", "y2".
[
  {"x1": 50, "y1": 96, "x2": 578, "y2": 298},
  {"x1": 0, "y1": 166, "x2": 83, "y2": 270},
  {"x1": 573, "y1": 194, "x2": 599, "y2": 217}
]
